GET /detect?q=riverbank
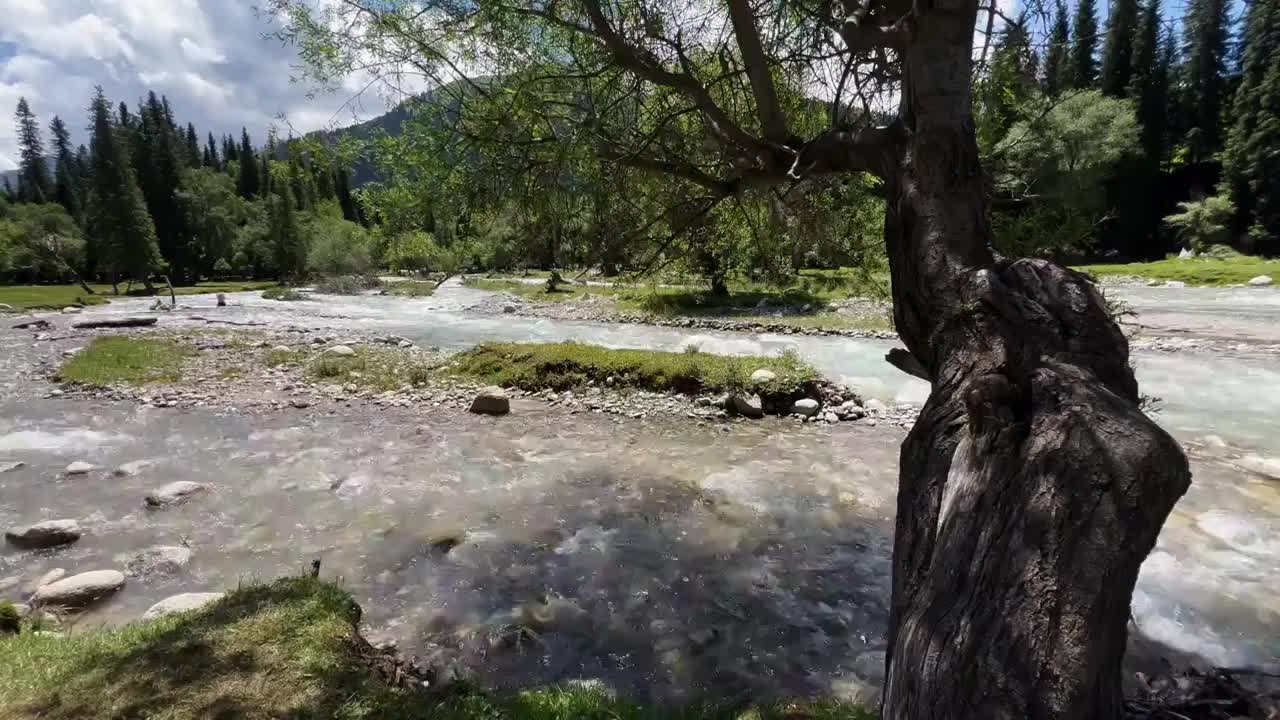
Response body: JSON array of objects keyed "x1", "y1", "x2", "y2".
[{"x1": 0, "y1": 575, "x2": 874, "y2": 720}]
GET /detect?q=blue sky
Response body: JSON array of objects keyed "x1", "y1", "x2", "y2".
[{"x1": 0, "y1": 1, "x2": 400, "y2": 171}]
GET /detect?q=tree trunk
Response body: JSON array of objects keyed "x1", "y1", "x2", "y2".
[{"x1": 877, "y1": 2, "x2": 1192, "y2": 718}]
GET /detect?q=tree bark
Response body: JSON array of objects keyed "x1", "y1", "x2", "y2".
[{"x1": 876, "y1": 2, "x2": 1192, "y2": 718}]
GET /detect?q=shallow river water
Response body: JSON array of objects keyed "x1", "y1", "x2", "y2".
[{"x1": 1, "y1": 283, "x2": 1277, "y2": 704}]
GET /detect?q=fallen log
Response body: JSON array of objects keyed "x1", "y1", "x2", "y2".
[
  {"x1": 72, "y1": 317, "x2": 158, "y2": 329},
  {"x1": 13, "y1": 319, "x2": 53, "y2": 330}
]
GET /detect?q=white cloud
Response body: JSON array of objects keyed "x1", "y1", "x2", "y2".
[{"x1": 0, "y1": 0, "x2": 402, "y2": 172}]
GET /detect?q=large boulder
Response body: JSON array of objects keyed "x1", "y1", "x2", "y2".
[
  {"x1": 749, "y1": 368, "x2": 777, "y2": 384},
  {"x1": 142, "y1": 592, "x2": 224, "y2": 620},
  {"x1": 145, "y1": 481, "x2": 206, "y2": 507},
  {"x1": 31, "y1": 570, "x2": 125, "y2": 608},
  {"x1": 1247, "y1": 275, "x2": 1274, "y2": 287},
  {"x1": 125, "y1": 546, "x2": 193, "y2": 576},
  {"x1": 791, "y1": 398, "x2": 821, "y2": 417},
  {"x1": 730, "y1": 394, "x2": 765, "y2": 419},
  {"x1": 469, "y1": 386, "x2": 510, "y2": 416},
  {"x1": 4, "y1": 519, "x2": 81, "y2": 549}
]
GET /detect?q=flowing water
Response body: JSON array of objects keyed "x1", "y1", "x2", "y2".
[{"x1": 1, "y1": 282, "x2": 1277, "y2": 704}]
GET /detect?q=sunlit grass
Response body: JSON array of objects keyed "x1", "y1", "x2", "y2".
[
  {"x1": 1076, "y1": 254, "x2": 1279, "y2": 286},
  {"x1": 56, "y1": 337, "x2": 196, "y2": 385}
]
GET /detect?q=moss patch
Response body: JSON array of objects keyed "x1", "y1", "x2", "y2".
[
  {"x1": 449, "y1": 341, "x2": 820, "y2": 396},
  {"x1": 0, "y1": 577, "x2": 874, "y2": 720},
  {"x1": 1076, "y1": 255, "x2": 1280, "y2": 287},
  {"x1": 57, "y1": 337, "x2": 197, "y2": 386}
]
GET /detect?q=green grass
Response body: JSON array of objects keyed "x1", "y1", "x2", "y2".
[
  {"x1": 262, "y1": 286, "x2": 307, "y2": 301},
  {"x1": 301, "y1": 346, "x2": 440, "y2": 391},
  {"x1": 313, "y1": 275, "x2": 384, "y2": 295},
  {"x1": 57, "y1": 337, "x2": 197, "y2": 386},
  {"x1": 449, "y1": 341, "x2": 821, "y2": 396},
  {"x1": 383, "y1": 281, "x2": 437, "y2": 297},
  {"x1": 0, "y1": 576, "x2": 874, "y2": 720},
  {"x1": 1076, "y1": 254, "x2": 1279, "y2": 287},
  {"x1": 0, "y1": 281, "x2": 278, "y2": 312}
]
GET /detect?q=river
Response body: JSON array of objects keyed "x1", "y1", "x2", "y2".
[{"x1": 1, "y1": 282, "x2": 1276, "y2": 704}]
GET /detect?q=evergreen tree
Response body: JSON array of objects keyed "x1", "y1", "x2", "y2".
[
  {"x1": 223, "y1": 134, "x2": 238, "y2": 164},
  {"x1": 237, "y1": 128, "x2": 260, "y2": 198},
  {"x1": 185, "y1": 123, "x2": 201, "y2": 168},
  {"x1": 979, "y1": 17, "x2": 1038, "y2": 149},
  {"x1": 138, "y1": 92, "x2": 194, "y2": 282},
  {"x1": 1042, "y1": 0, "x2": 1071, "y2": 97},
  {"x1": 205, "y1": 132, "x2": 220, "y2": 169},
  {"x1": 87, "y1": 86, "x2": 162, "y2": 287},
  {"x1": 270, "y1": 180, "x2": 306, "y2": 279},
  {"x1": 2, "y1": 177, "x2": 13, "y2": 201},
  {"x1": 14, "y1": 97, "x2": 53, "y2": 203},
  {"x1": 48, "y1": 115, "x2": 83, "y2": 223},
  {"x1": 118, "y1": 102, "x2": 134, "y2": 129},
  {"x1": 1131, "y1": 0, "x2": 1170, "y2": 166},
  {"x1": 1100, "y1": 0, "x2": 1141, "y2": 96},
  {"x1": 335, "y1": 166, "x2": 360, "y2": 223},
  {"x1": 1223, "y1": 0, "x2": 1280, "y2": 251},
  {"x1": 1068, "y1": 0, "x2": 1100, "y2": 89},
  {"x1": 1180, "y1": 0, "x2": 1231, "y2": 162}
]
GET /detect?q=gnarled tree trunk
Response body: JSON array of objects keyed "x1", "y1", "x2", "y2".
[{"x1": 878, "y1": 2, "x2": 1192, "y2": 718}]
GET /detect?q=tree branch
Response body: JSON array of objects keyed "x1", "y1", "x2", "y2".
[{"x1": 726, "y1": 0, "x2": 790, "y2": 143}]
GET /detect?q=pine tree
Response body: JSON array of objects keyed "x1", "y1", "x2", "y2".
[
  {"x1": 223, "y1": 135, "x2": 238, "y2": 164},
  {"x1": 979, "y1": 17, "x2": 1038, "y2": 149},
  {"x1": 48, "y1": 115, "x2": 84, "y2": 223},
  {"x1": 138, "y1": 92, "x2": 194, "y2": 283},
  {"x1": 1068, "y1": 0, "x2": 1100, "y2": 89},
  {"x1": 185, "y1": 123, "x2": 201, "y2": 168},
  {"x1": 205, "y1": 132, "x2": 220, "y2": 169},
  {"x1": 1130, "y1": 0, "x2": 1170, "y2": 166},
  {"x1": 1042, "y1": 0, "x2": 1071, "y2": 97},
  {"x1": 118, "y1": 102, "x2": 134, "y2": 129},
  {"x1": 14, "y1": 98, "x2": 53, "y2": 203},
  {"x1": 336, "y1": 167, "x2": 360, "y2": 223},
  {"x1": 1100, "y1": 0, "x2": 1141, "y2": 96},
  {"x1": 1180, "y1": 0, "x2": 1231, "y2": 162},
  {"x1": 87, "y1": 86, "x2": 162, "y2": 288},
  {"x1": 237, "y1": 128, "x2": 260, "y2": 198},
  {"x1": 1223, "y1": 0, "x2": 1280, "y2": 251},
  {"x1": 270, "y1": 180, "x2": 306, "y2": 279}
]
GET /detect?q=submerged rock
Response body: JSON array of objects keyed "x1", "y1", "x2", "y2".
[
  {"x1": 4, "y1": 519, "x2": 81, "y2": 549},
  {"x1": 145, "y1": 481, "x2": 206, "y2": 507},
  {"x1": 1, "y1": 461, "x2": 26, "y2": 473},
  {"x1": 32, "y1": 570, "x2": 125, "y2": 608},
  {"x1": 125, "y1": 546, "x2": 193, "y2": 576},
  {"x1": 142, "y1": 592, "x2": 223, "y2": 620},
  {"x1": 113, "y1": 459, "x2": 153, "y2": 477},
  {"x1": 25, "y1": 568, "x2": 68, "y2": 594},
  {"x1": 64, "y1": 461, "x2": 95, "y2": 475},
  {"x1": 1236, "y1": 455, "x2": 1280, "y2": 481},
  {"x1": 469, "y1": 386, "x2": 510, "y2": 415}
]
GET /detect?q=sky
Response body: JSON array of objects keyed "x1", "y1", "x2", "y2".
[{"x1": 0, "y1": 0, "x2": 394, "y2": 172}]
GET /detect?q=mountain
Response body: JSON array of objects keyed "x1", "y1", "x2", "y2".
[{"x1": 0, "y1": 157, "x2": 53, "y2": 194}]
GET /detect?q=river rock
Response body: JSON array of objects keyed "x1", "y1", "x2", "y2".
[
  {"x1": 60, "y1": 306, "x2": 82, "y2": 314},
  {"x1": 791, "y1": 398, "x2": 820, "y2": 417},
  {"x1": 397, "y1": 339, "x2": 413, "y2": 348},
  {"x1": 25, "y1": 568, "x2": 67, "y2": 594},
  {"x1": 5, "y1": 519, "x2": 81, "y2": 549},
  {"x1": 126, "y1": 546, "x2": 193, "y2": 576},
  {"x1": 1, "y1": 461, "x2": 25, "y2": 473},
  {"x1": 503, "y1": 304, "x2": 518, "y2": 314},
  {"x1": 823, "y1": 411, "x2": 840, "y2": 423},
  {"x1": 1247, "y1": 275, "x2": 1274, "y2": 287},
  {"x1": 852, "y1": 650, "x2": 887, "y2": 684},
  {"x1": 469, "y1": 386, "x2": 510, "y2": 415},
  {"x1": 142, "y1": 592, "x2": 223, "y2": 620},
  {"x1": 750, "y1": 368, "x2": 777, "y2": 384},
  {"x1": 64, "y1": 461, "x2": 95, "y2": 475},
  {"x1": 836, "y1": 402, "x2": 865, "y2": 420},
  {"x1": 1164, "y1": 280, "x2": 1187, "y2": 288},
  {"x1": 864, "y1": 398, "x2": 888, "y2": 414},
  {"x1": 113, "y1": 459, "x2": 153, "y2": 477},
  {"x1": 730, "y1": 394, "x2": 764, "y2": 418},
  {"x1": 145, "y1": 481, "x2": 206, "y2": 507},
  {"x1": 324, "y1": 344, "x2": 356, "y2": 357},
  {"x1": 31, "y1": 570, "x2": 125, "y2": 608},
  {"x1": 0, "y1": 303, "x2": 13, "y2": 311},
  {"x1": 1236, "y1": 455, "x2": 1280, "y2": 481},
  {"x1": 271, "y1": 345, "x2": 291, "y2": 353}
]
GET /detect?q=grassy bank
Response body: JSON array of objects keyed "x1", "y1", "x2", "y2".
[
  {"x1": 450, "y1": 341, "x2": 820, "y2": 395},
  {"x1": 269, "y1": 345, "x2": 440, "y2": 392},
  {"x1": 0, "y1": 577, "x2": 873, "y2": 720},
  {"x1": 0, "y1": 281, "x2": 278, "y2": 311},
  {"x1": 57, "y1": 337, "x2": 196, "y2": 385},
  {"x1": 1076, "y1": 255, "x2": 1279, "y2": 286}
]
